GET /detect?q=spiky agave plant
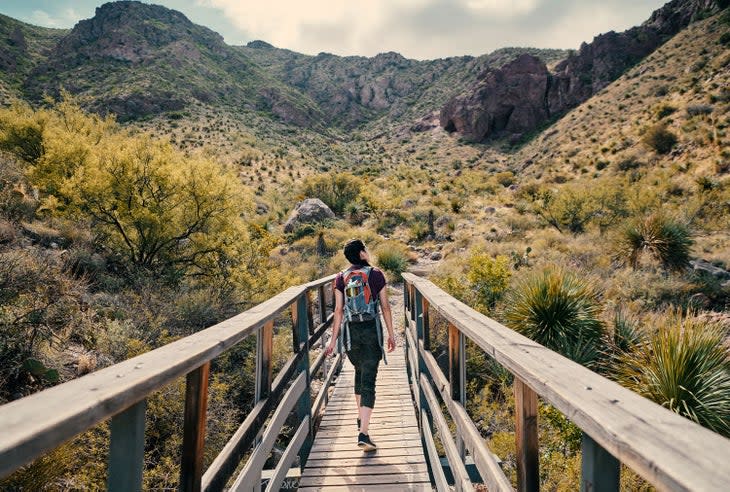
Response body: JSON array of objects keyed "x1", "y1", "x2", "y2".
[
  {"x1": 616, "y1": 213, "x2": 693, "y2": 271},
  {"x1": 615, "y1": 311, "x2": 730, "y2": 437},
  {"x1": 502, "y1": 266, "x2": 605, "y2": 367}
]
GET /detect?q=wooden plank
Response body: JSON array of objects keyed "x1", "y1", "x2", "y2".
[
  {"x1": 312, "y1": 433, "x2": 422, "y2": 445},
  {"x1": 419, "y1": 338, "x2": 512, "y2": 491},
  {"x1": 299, "y1": 473, "x2": 431, "y2": 487},
  {"x1": 255, "y1": 322, "x2": 274, "y2": 402},
  {"x1": 581, "y1": 432, "x2": 620, "y2": 492},
  {"x1": 311, "y1": 440, "x2": 423, "y2": 452},
  {"x1": 299, "y1": 484, "x2": 431, "y2": 492},
  {"x1": 318, "y1": 285, "x2": 327, "y2": 324},
  {"x1": 107, "y1": 400, "x2": 146, "y2": 492},
  {"x1": 294, "y1": 295, "x2": 314, "y2": 467},
  {"x1": 311, "y1": 354, "x2": 342, "y2": 418},
  {"x1": 265, "y1": 416, "x2": 310, "y2": 492},
  {"x1": 515, "y1": 378, "x2": 539, "y2": 492},
  {"x1": 302, "y1": 462, "x2": 428, "y2": 475},
  {"x1": 230, "y1": 372, "x2": 306, "y2": 491},
  {"x1": 0, "y1": 274, "x2": 336, "y2": 479},
  {"x1": 180, "y1": 363, "x2": 210, "y2": 492},
  {"x1": 202, "y1": 350, "x2": 304, "y2": 491},
  {"x1": 421, "y1": 297, "x2": 431, "y2": 351},
  {"x1": 421, "y1": 408, "x2": 449, "y2": 492},
  {"x1": 308, "y1": 446, "x2": 425, "y2": 459},
  {"x1": 402, "y1": 273, "x2": 730, "y2": 492},
  {"x1": 419, "y1": 373, "x2": 473, "y2": 492},
  {"x1": 305, "y1": 454, "x2": 427, "y2": 468}
]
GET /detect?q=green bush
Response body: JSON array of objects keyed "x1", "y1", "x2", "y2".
[
  {"x1": 614, "y1": 311, "x2": 730, "y2": 437},
  {"x1": 301, "y1": 172, "x2": 361, "y2": 215},
  {"x1": 642, "y1": 123, "x2": 677, "y2": 154},
  {"x1": 615, "y1": 213, "x2": 693, "y2": 271},
  {"x1": 502, "y1": 267, "x2": 605, "y2": 367},
  {"x1": 375, "y1": 242, "x2": 409, "y2": 282}
]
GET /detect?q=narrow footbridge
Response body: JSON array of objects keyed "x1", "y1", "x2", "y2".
[{"x1": 2, "y1": 273, "x2": 730, "y2": 491}]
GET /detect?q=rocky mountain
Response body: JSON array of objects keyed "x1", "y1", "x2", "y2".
[
  {"x1": 17, "y1": 1, "x2": 324, "y2": 125},
  {"x1": 440, "y1": 0, "x2": 727, "y2": 142}
]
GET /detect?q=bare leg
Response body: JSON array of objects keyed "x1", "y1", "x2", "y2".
[
  {"x1": 359, "y1": 405, "x2": 373, "y2": 435},
  {"x1": 355, "y1": 394, "x2": 361, "y2": 408}
]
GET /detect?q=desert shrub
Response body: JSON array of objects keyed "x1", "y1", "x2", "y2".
[
  {"x1": 615, "y1": 213, "x2": 693, "y2": 271},
  {"x1": 642, "y1": 123, "x2": 677, "y2": 154},
  {"x1": 614, "y1": 311, "x2": 730, "y2": 437},
  {"x1": 502, "y1": 266, "x2": 605, "y2": 367},
  {"x1": 532, "y1": 186, "x2": 596, "y2": 234},
  {"x1": 300, "y1": 172, "x2": 361, "y2": 215},
  {"x1": 686, "y1": 104, "x2": 713, "y2": 118},
  {"x1": 655, "y1": 104, "x2": 677, "y2": 119},
  {"x1": 375, "y1": 242, "x2": 409, "y2": 281}
]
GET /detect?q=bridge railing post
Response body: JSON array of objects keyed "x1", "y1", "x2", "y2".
[
  {"x1": 448, "y1": 322, "x2": 466, "y2": 460},
  {"x1": 108, "y1": 399, "x2": 146, "y2": 492},
  {"x1": 293, "y1": 295, "x2": 313, "y2": 468},
  {"x1": 581, "y1": 432, "x2": 620, "y2": 492},
  {"x1": 514, "y1": 378, "x2": 539, "y2": 492},
  {"x1": 180, "y1": 362, "x2": 211, "y2": 492}
]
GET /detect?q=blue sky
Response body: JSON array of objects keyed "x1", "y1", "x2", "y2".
[{"x1": 1, "y1": 0, "x2": 668, "y2": 59}]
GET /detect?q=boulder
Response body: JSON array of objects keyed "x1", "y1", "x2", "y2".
[
  {"x1": 690, "y1": 259, "x2": 730, "y2": 280},
  {"x1": 283, "y1": 199, "x2": 335, "y2": 233}
]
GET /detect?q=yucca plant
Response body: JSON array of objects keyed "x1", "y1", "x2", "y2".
[
  {"x1": 616, "y1": 213, "x2": 693, "y2": 271},
  {"x1": 502, "y1": 267, "x2": 605, "y2": 367},
  {"x1": 614, "y1": 311, "x2": 730, "y2": 437}
]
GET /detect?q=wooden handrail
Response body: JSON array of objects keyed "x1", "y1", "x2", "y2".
[
  {"x1": 0, "y1": 274, "x2": 337, "y2": 489},
  {"x1": 402, "y1": 272, "x2": 730, "y2": 491}
]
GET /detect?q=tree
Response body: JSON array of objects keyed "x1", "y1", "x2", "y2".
[{"x1": 301, "y1": 172, "x2": 361, "y2": 215}]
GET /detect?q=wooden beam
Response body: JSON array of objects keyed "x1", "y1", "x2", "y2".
[
  {"x1": 265, "y1": 416, "x2": 310, "y2": 492},
  {"x1": 255, "y1": 321, "x2": 274, "y2": 402},
  {"x1": 180, "y1": 363, "x2": 210, "y2": 492},
  {"x1": 400, "y1": 273, "x2": 730, "y2": 492},
  {"x1": 0, "y1": 274, "x2": 336, "y2": 480},
  {"x1": 421, "y1": 297, "x2": 431, "y2": 351},
  {"x1": 448, "y1": 323, "x2": 466, "y2": 458},
  {"x1": 581, "y1": 432, "x2": 620, "y2": 492},
  {"x1": 514, "y1": 378, "x2": 539, "y2": 492},
  {"x1": 317, "y1": 285, "x2": 327, "y2": 324},
  {"x1": 107, "y1": 400, "x2": 146, "y2": 492},
  {"x1": 295, "y1": 295, "x2": 313, "y2": 467},
  {"x1": 420, "y1": 408, "x2": 449, "y2": 492}
]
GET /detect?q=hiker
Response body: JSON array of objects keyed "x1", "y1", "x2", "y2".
[{"x1": 324, "y1": 239, "x2": 396, "y2": 451}]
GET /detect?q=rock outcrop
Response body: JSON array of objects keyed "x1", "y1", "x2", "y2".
[
  {"x1": 441, "y1": 0, "x2": 726, "y2": 142},
  {"x1": 283, "y1": 199, "x2": 336, "y2": 233},
  {"x1": 440, "y1": 54, "x2": 550, "y2": 141}
]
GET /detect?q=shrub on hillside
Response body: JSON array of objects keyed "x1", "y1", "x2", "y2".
[
  {"x1": 615, "y1": 213, "x2": 693, "y2": 271},
  {"x1": 300, "y1": 172, "x2": 361, "y2": 215},
  {"x1": 502, "y1": 267, "x2": 605, "y2": 367},
  {"x1": 642, "y1": 123, "x2": 677, "y2": 154},
  {"x1": 375, "y1": 242, "x2": 409, "y2": 282},
  {"x1": 614, "y1": 311, "x2": 730, "y2": 437}
]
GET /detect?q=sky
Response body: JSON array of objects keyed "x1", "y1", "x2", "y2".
[{"x1": 1, "y1": 0, "x2": 669, "y2": 60}]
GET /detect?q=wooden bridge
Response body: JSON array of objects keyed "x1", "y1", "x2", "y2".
[{"x1": 1, "y1": 272, "x2": 730, "y2": 491}]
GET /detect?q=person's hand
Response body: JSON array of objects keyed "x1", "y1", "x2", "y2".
[
  {"x1": 387, "y1": 335, "x2": 396, "y2": 352},
  {"x1": 324, "y1": 341, "x2": 336, "y2": 357}
]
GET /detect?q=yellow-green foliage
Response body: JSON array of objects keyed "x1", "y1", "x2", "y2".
[
  {"x1": 300, "y1": 171, "x2": 361, "y2": 215},
  {"x1": 374, "y1": 241, "x2": 410, "y2": 281},
  {"x1": 0, "y1": 98, "x2": 260, "y2": 284}
]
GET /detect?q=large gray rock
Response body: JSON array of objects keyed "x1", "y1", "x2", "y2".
[{"x1": 283, "y1": 199, "x2": 335, "y2": 233}]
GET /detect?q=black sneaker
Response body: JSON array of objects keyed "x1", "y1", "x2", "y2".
[
  {"x1": 357, "y1": 432, "x2": 377, "y2": 452},
  {"x1": 357, "y1": 418, "x2": 361, "y2": 432}
]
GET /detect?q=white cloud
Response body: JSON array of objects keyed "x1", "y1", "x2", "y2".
[
  {"x1": 29, "y1": 7, "x2": 81, "y2": 28},
  {"x1": 463, "y1": 0, "x2": 540, "y2": 17}
]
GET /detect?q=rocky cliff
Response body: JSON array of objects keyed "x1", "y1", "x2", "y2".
[{"x1": 440, "y1": 0, "x2": 727, "y2": 142}]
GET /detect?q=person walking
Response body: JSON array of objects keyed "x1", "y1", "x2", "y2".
[{"x1": 324, "y1": 239, "x2": 396, "y2": 451}]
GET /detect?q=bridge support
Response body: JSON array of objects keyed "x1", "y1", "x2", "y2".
[
  {"x1": 293, "y1": 296, "x2": 313, "y2": 469},
  {"x1": 108, "y1": 399, "x2": 146, "y2": 492},
  {"x1": 581, "y1": 433, "x2": 620, "y2": 492},
  {"x1": 180, "y1": 362, "x2": 210, "y2": 492},
  {"x1": 515, "y1": 379, "x2": 539, "y2": 492}
]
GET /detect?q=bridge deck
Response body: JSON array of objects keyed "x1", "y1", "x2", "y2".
[{"x1": 300, "y1": 348, "x2": 431, "y2": 491}]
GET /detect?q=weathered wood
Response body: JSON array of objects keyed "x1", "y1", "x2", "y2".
[
  {"x1": 419, "y1": 373, "x2": 473, "y2": 492},
  {"x1": 421, "y1": 408, "x2": 449, "y2": 492},
  {"x1": 515, "y1": 378, "x2": 539, "y2": 492},
  {"x1": 299, "y1": 473, "x2": 432, "y2": 487},
  {"x1": 107, "y1": 400, "x2": 146, "y2": 492},
  {"x1": 0, "y1": 275, "x2": 336, "y2": 480},
  {"x1": 311, "y1": 354, "x2": 341, "y2": 418},
  {"x1": 417, "y1": 338, "x2": 512, "y2": 491},
  {"x1": 295, "y1": 295, "x2": 314, "y2": 468},
  {"x1": 402, "y1": 273, "x2": 730, "y2": 492},
  {"x1": 180, "y1": 363, "x2": 210, "y2": 492},
  {"x1": 255, "y1": 321, "x2": 274, "y2": 402},
  {"x1": 202, "y1": 350, "x2": 304, "y2": 491},
  {"x1": 421, "y1": 297, "x2": 431, "y2": 351},
  {"x1": 306, "y1": 290, "x2": 315, "y2": 335},
  {"x1": 581, "y1": 432, "x2": 620, "y2": 492},
  {"x1": 448, "y1": 322, "x2": 466, "y2": 458},
  {"x1": 299, "y1": 485, "x2": 431, "y2": 492},
  {"x1": 230, "y1": 372, "x2": 307, "y2": 491},
  {"x1": 265, "y1": 415, "x2": 310, "y2": 492},
  {"x1": 318, "y1": 285, "x2": 327, "y2": 324}
]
